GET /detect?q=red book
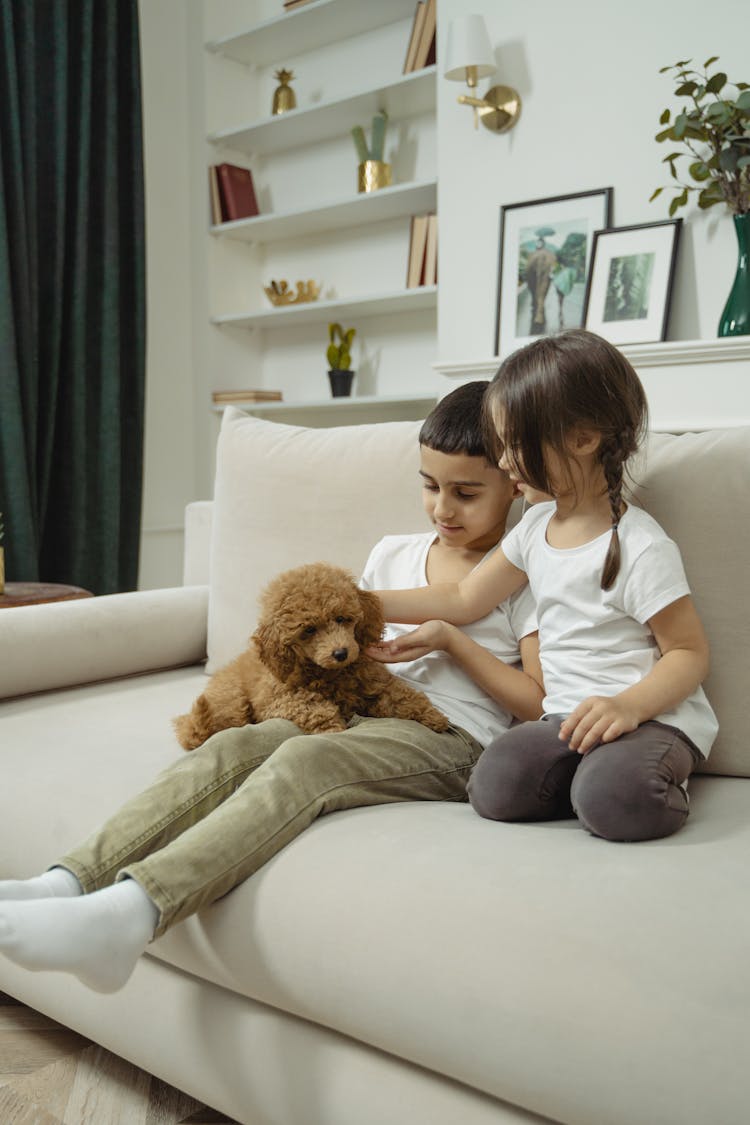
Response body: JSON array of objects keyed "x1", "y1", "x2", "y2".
[{"x1": 215, "y1": 164, "x2": 259, "y2": 221}]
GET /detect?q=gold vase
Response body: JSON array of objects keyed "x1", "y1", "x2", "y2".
[
  {"x1": 272, "y1": 69, "x2": 297, "y2": 116},
  {"x1": 357, "y1": 160, "x2": 392, "y2": 193}
]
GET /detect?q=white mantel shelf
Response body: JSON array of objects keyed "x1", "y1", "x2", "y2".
[{"x1": 434, "y1": 338, "x2": 750, "y2": 432}]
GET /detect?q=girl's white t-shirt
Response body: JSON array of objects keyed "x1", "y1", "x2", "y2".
[
  {"x1": 360, "y1": 532, "x2": 537, "y2": 748},
  {"x1": 501, "y1": 502, "x2": 718, "y2": 757}
]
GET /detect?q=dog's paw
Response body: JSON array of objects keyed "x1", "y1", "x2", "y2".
[
  {"x1": 173, "y1": 714, "x2": 202, "y2": 751},
  {"x1": 420, "y1": 708, "x2": 451, "y2": 733},
  {"x1": 298, "y1": 718, "x2": 348, "y2": 735}
]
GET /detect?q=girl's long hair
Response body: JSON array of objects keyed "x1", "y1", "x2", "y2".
[{"x1": 484, "y1": 330, "x2": 648, "y2": 590}]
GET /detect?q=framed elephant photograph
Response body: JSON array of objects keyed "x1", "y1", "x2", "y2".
[
  {"x1": 583, "y1": 218, "x2": 682, "y2": 344},
  {"x1": 494, "y1": 187, "x2": 613, "y2": 358}
]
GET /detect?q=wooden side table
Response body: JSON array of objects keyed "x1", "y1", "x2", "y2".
[{"x1": 0, "y1": 582, "x2": 94, "y2": 609}]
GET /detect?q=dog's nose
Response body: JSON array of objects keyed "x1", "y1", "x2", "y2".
[{"x1": 332, "y1": 648, "x2": 349, "y2": 663}]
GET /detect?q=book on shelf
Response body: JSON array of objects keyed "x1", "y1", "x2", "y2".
[
  {"x1": 403, "y1": 2, "x2": 427, "y2": 74},
  {"x1": 208, "y1": 166, "x2": 222, "y2": 225},
  {"x1": 423, "y1": 212, "x2": 438, "y2": 287},
  {"x1": 406, "y1": 213, "x2": 430, "y2": 288},
  {"x1": 410, "y1": 0, "x2": 436, "y2": 72},
  {"x1": 212, "y1": 389, "x2": 283, "y2": 404},
  {"x1": 212, "y1": 163, "x2": 260, "y2": 223}
]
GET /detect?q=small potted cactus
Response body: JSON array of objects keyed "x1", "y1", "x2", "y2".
[
  {"x1": 326, "y1": 323, "x2": 356, "y2": 397},
  {"x1": 351, "y1": 111, "x2": 391, "y2": 192}
]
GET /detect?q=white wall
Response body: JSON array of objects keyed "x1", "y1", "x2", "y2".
[
  {"x1": 136, "y1": 0, "x2": 748, "y2": 588},
  {"x1": 438, "y1": 0, "x2": 748, "y2": 359}
]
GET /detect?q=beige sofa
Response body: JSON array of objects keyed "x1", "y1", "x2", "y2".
[{"x1": 0, "y1": 408, "x2": 748, "y2": 1125}]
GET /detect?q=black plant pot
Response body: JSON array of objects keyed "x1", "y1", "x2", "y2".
[{"x1": 327, "y1": 368, "x2": 354, "y2": 397}]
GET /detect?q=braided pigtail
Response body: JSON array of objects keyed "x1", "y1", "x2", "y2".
[{"x1": 599, "y1": 439, "x2": 626, "y2": 591}]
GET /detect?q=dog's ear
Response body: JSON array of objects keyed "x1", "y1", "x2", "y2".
[
  {"x1": 355, "y1": 588, "x2": 385, "y2": 648},
  {"x1": 253, "y1": 620, "x2": 297, "y2": 682}
]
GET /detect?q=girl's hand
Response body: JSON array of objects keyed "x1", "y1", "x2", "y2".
[
  {"x1": 559, "y1": 695, "x2": 641, "y2": 754},
  {"x1": 366, "y1": 621, "x2": 453, "y2": 664}
]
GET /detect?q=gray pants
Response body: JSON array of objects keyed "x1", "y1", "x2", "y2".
[
  {"x1": 59, "y1": 716, "x2": 482, "y2": 937},
  {"x1": 467, "y1": 716, "x2": 701, "y2": 842}
]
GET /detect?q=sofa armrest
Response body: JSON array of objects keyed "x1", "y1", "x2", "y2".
[{"x1": 0, "y1": 586, "x2": 209, "y2": 700}]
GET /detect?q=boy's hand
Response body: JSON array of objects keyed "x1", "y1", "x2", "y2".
[
  {"x1": 559, "y1": 695, "x2": 641, "y2": 754},
  {"x1": 367, "y1": 621, "x2": 453, "y2": 664}
]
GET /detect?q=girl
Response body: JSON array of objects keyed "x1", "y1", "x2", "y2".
[{"x1": 374, "y1": 329, "x2": 718, "y2": 841}]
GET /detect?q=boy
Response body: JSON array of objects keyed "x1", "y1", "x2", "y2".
[
  {"x1": 0, "y1": 383, "x2": 541, "y2": 994},
  {"x1": 362, "y1": 380, "x2": 542, "y2": 742}
]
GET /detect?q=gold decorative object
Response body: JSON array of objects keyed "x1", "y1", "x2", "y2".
[
  {"x1": 358, "y1": 160, "x2": 392, "y2": 193},
  {"x1": 444, "y1": 15, "x2": 522, "y2": 134},
  {"x1": 272, "y1": 69, "x2": 297, "y2": 116},
  {"x1": 458, "y1": 85, "x2": 522, "y2": 134},
  {"x1": 264, "y1": 280, "x2": 321, "y2": 307}
]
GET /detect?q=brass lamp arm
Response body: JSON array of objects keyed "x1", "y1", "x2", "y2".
[{"x1": 456, "y1": 84, "x2": 521, "y2": 134}]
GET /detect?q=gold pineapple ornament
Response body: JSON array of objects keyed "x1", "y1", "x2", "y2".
[{"x1": 272, "y1": 69, "x2": 297, "y2": 116}]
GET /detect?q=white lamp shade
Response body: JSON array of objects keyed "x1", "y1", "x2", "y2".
[{"x1": 444, "y1": 14, "x2": 495, "y2": 82}]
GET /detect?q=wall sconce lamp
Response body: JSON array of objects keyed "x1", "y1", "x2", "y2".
[{"x1": 444, "y1": 14, "x2": 521, "y2": 134}]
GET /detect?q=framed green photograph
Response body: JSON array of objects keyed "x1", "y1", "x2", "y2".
[
  {"x1": 583, "y1": 219, "x2": 682, "y2": 344},
  {"x1": 494, "y1": 188, "x2": 613, "y2": 358}
]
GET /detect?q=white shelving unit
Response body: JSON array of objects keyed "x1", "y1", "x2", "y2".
[
  {"x1": 206, "y1": 0, "x2": 438, "y2": 417},
  {"x1": 213, "y1": 286, "x2": 438, "y2": 331},
  {"x1": 211, "y1": 179, "x2": 437, "y2": 246},
  {"x1": 206, "y1": 0, "x2": 420, "y2": 67},
  {"x1": 209, "y1": 67, "x2": 436, "y2": 157},
  {"x1": 212, "y1": 394, "x2": 438, "y2": 429}
]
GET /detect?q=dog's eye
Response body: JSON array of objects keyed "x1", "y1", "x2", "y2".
[
  {"x1": 334, "y1": 615, "x2": 351, "y2": 625},
  {"x1": 300, "y1": 625, "x2": 317, "y2": 638}
]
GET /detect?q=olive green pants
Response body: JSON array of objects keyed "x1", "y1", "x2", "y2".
[{"x1": 59, "y1": 716, "x2": 482, "y2": 937}]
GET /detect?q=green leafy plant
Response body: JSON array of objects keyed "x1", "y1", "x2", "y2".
[
  {"x1": 326, "y1": 323, "x2": 356, "y2": 371},
  {"x1": 651, "y1": 57, "x2": 750, "y2": 215}
]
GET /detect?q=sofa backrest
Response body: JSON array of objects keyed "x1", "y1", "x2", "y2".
[
  {"x1": 205, "y1": 408, "x2": 749, "y2": 779},
  {"x1": 628, "y1": 427, "x2": 749, "y2": 778}
]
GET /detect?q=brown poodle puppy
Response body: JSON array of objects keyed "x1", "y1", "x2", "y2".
[{"x1": 174, "y1": 561, "x2": 449, "y2": 750}]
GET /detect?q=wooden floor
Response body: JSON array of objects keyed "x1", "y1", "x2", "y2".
[{"x1": 0, "y1": 991, "x2": 239, "y2": 1124}]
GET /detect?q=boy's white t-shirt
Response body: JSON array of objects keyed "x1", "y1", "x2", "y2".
[
  {"x1": 360, "y1": 532, "x2": 537, "y2": 749},
  {"x1": 501, "y1": 502, "x2": 718, "y2": 757}
]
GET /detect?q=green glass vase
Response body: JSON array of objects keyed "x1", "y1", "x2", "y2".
[{"x1": 718, "y1": 212, "x2": 750, "y2": 337}]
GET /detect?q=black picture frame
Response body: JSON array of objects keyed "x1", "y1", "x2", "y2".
[
  {"x1": 494, "y1": 187, "x2": 613, "y2": 358},
  {"x1": 582, "y1": 219, "x2": 683, "y2": 345}
]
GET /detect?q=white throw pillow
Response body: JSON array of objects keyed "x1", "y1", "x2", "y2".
[{"x1": 206, "y1": 408, "x2": 425, "y2": 672}]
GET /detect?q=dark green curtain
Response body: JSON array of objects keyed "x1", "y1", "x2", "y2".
[{"x1": 0, "y1": 0, "x2": 145, "y2": 594}]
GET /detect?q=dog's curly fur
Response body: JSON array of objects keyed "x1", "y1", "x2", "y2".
[{"x1": 174, "y1": 562, "x2": 449, "y2": 750}]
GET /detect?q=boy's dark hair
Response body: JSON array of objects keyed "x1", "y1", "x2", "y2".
[{"x1": 419, "y1": 381, "x2": 492, "y2": 461}]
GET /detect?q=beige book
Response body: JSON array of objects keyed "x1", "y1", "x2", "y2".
[
  {"x1": 406, "y1": 214, "x2": 430, "y2": 288},
  {"x1": 423, "y1": 213, "x2": 438, "y2": 287},
  {"x1": 413, "y1": 0, "x2": 436, "y2": 71},
  {"x1": 208, "y1": 165, "x2": 222, "y2": 225},
  {"x1": 403, "y1": 2, "x2": 426, "y2": 74}
]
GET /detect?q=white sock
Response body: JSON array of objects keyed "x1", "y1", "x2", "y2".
[
  {"x1": 0, "y1": 878, "x2": 160, "y2": 993},
  {"x1": 0, "y1": 867, "x2": 82, "y2": 901}
]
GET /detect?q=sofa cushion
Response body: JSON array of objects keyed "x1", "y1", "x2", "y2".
[
  {"x1": 206, "y1": 409, "x2": 427, "y2": 671},
  {"x1": 633, "y1": 428, "x2": 750, "y2": 777},
  {"x1": 151, "y1": 780, "x2": 750, "y2": 1125}
]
